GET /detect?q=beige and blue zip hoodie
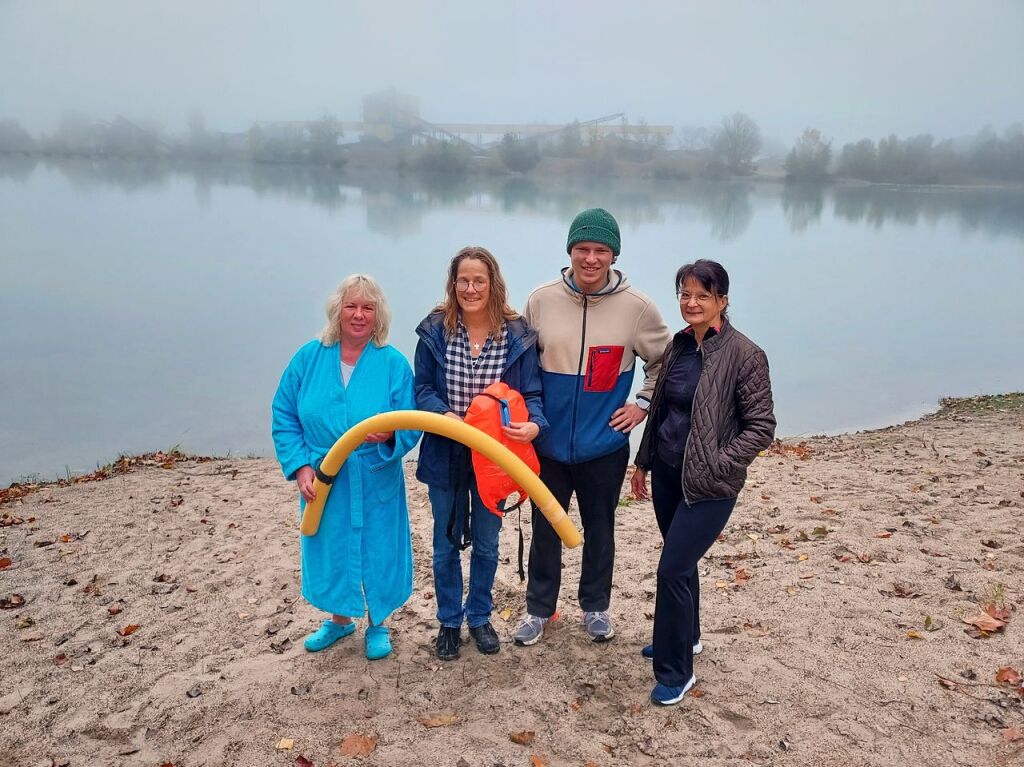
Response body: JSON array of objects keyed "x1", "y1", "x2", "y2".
[{"x1": 522, "y1": 267, "x2": 671, "y2": 464}]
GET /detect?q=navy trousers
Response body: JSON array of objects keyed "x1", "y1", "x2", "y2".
[{"x1": 651, "y1": 456, "x2": 736, "y2": 686}]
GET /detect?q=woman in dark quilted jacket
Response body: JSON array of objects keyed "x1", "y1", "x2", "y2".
[{"x1": 631, "y1": 259, "x2": 776, "y2": 706}]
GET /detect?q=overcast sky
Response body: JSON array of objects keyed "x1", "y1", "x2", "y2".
[{"x1": 1, "y1": 0, "x2": 1021, "y2": 146}]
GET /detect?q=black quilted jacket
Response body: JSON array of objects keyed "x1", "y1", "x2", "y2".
[{"x1": 635, "y1": 318, "x2": 776, "y2": 503}]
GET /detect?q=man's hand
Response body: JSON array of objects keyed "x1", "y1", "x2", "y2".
[
  {"x1": 296, "y1": 465, "x2": 317, "y2": 503},
  {"x1": 363, "y1": 431, "x2": 394, "y2": 444},
  {"x1": 609, "y1": 403, "x2": 647, "y2": 433},
  {"x1": 502, "y1": 421, "x2": 540, "y2": 443},
  {"x1": 630, "y1": 466, "x2": 649, "y2": 501}
]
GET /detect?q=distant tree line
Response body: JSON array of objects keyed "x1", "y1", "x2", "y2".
[{"x1": 3, "y1": 111, "x2": 1023, "y2": 185}]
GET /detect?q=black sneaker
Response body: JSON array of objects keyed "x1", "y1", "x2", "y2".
[
  {"x1": 469, "y1": 622, "x2": 500, "y2": 655},
  {"x1": 435, "y1": 626, "x2": 461, "y2": 661}
]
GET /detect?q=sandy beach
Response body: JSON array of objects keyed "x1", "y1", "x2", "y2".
[{"x1": 2, "y1": 394, "x2": 1022, "y2": 767}]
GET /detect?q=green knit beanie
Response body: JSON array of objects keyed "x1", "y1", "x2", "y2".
[{"x1": 566, "y1": 208, "x2": 621, "y2": 257}]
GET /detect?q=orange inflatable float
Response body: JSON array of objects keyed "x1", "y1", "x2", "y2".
[{"x1": 463, "y1": 382, "x2": 541, "y2": 516}]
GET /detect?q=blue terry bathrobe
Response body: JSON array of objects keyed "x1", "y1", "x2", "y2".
[{"x1": 272, "y1": 339, "x2": 421, "y2": 623}]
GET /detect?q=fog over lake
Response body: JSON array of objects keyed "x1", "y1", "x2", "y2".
[{"x1": 1, "y1": 159, "x2": 1021, "y2": 484}]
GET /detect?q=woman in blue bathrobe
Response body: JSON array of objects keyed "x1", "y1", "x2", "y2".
[{"x1": 272, "y1": 274, "x2": 420, "y2": 660}]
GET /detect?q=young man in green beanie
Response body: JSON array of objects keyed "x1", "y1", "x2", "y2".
[{"x1": 515, "y1": 207, "x2": 671, "y2": 645}]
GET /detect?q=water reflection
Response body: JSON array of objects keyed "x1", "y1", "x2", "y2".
[
  {"x1": 832, "y1": 185, "x2": 1024, "y2": 240},
  {"x1": 2, "y1": 157, "x2": 1022, "y2": 244},
  {"x1": 781, "y1": 183, "x2": 826, "y2": 232}
]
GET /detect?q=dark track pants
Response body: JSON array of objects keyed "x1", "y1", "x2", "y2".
[
  {"x1": 526, "y1": 447, "x2": 629, "y2": 618},
  {"x1": 651, "y1": 456, "x2": 736, "y2": 686}
]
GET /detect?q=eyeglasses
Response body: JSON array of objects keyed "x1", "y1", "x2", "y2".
[
  {"x1": 676, "y1": 291, "x2": 716, "y2": 304},
  {"x1": 455, "y1": 278, "x2": 489, "y2": 292}
]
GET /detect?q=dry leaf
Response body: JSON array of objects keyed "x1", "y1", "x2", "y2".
[
  {"x1": 690, "y1": 688, "x2": 706, "y2": 698},
  {"x1": 798, "y1": 553, "x2": 808, "y2": 561},
  {"x1": 875, "y1": 531, "x2": 893, "y2": 538},
  {"x1": 0, "y1": 557, "x2": 11, "y2": 569},
  {"x1": 809, "y1": 496, "x2": 823, "y2": 503},
  {"x1": 117, "y1": 624, "x2": 140, "y2": 637},
  {"x1": 937, "y1": 677, "x2": 958, "y2": 689},
  {"x1": 509, "y1": 730, "x2": 536, "y2": 745},
  {"x1": 338, "y1": 734, "x2": 377, "y2": 758},
  {"x1": 276, "y1": 738, "x2": 295, "y2": 751},
  {"x1": 1001, "y1": 728, "x2": 1023, "y2": 742},
  {"x1": 906, "y1": 630, "x2": 924, "y2": 640},
  {"x1": 529, "y1": 756, "x2": 546, "y2": 767},
  {"x1": 0, "y1": 593, "x2": 26, "y2": 609},
  {"x1": 996, "y1": 667, "x2": 1022, "y2": 686},
  {"x1": 985, "y1": 602, "x2": 1011, "y2": 622},
  {"x1": 962, "y1": 612, "x2": 1006, "y2": 637},
  {"x1": 417, "y1": 712, "x2": 459, "y2": 728},
  {"x1": 733, "y1": 568, "x2": 750, "y2": 585},
  {"x1": 499, "y1": 607, "x2": 513, "y2": 621},
  {"x1": 295, "y1": 756, "x2": 314, "y2": 767},
  {"x1": 108, "y1": 604, "x2": 122, "y2": 615}
]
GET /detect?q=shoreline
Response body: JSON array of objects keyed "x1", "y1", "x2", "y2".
[
  {"x1": 2, "y1": 392, "x2": 1022, "y2": 765},
  {"x1": 4, "y1": 393, "x2": 1020, "y2": 503},
  {"x1": 4, "y1": 151, "x2": 1024, "y2": 190}
]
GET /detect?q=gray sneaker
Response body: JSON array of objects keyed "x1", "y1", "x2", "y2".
[
  {"x1": 583, "y1": 611, "x2": 615, "y2": 642},
  {"x1": 513, "y1": 613, "x2": 549, "y2": 646}
]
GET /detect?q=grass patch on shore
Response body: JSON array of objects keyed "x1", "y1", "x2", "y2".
[{"x1": 938, "y1": 392, "x2": 1024, "y2": 414}]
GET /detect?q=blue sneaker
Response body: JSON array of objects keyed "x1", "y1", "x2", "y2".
[
  {"x1": 642, "y1": 640, "x2": 702, "y2": 660},
  {"x1": 365, "y1": 624, "x2": 392, "y2": 660},
  {"x1": 651, "y1": 675, "x2": 696, "y2": 706},
  {"x1": 304, "y1": 619, "x2": 356, "y2": 652}
]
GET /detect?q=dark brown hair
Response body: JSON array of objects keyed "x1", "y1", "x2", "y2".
[{"x1": 675, "y1": 259, "x2": 730, "y2": 317}]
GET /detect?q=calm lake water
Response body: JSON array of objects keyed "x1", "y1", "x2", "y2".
[{"x1": 2, "y1": 157, "x2": 1022, "y2": 485}]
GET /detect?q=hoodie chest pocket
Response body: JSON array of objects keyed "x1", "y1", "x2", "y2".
[{"x1": 584, "y1": 345, "x2": 624, "y2": 392}]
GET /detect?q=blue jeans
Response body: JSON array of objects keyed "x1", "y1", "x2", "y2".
[{"x1": 428, "y1": 475, "x2": 502, "y2": 629}]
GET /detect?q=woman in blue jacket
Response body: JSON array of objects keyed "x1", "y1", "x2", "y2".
[
  {"x1": 415, "y1": 246, "x2": 547, "y2": 661},
  {"x1": 273, "y1": 274, "x2": 420, "y2": 661}
]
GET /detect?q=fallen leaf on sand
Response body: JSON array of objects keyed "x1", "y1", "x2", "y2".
[
  {"x1": 0, "y1": 593, "x2": 26, "y2": 609},
  {"x1": 996, "y1": 667, "x2": 1022, "y2": 686},
  {"x1": 339, "y1": 733, "x2": 377, "y2": 758},
  {"x1": 1001, "y1": 728, "x2": 1023, "y2": 742},
  {"x1": 276, "y1": 738, "x2": 294, "y2": 750},
  {"x1": 530, "y1": 756, "x2": 546, "y2": 767},
  {"x1": 295, "y1": 756, "x2": 314, "y2": 767},
  {"x1": 875, "y1": 531, "x2": 893, "y2": 538},
  {"x1": 690, "y1": 688, "x2": 706, "y2": 698},
  {"x1": 107, "y1": 604, "x2": 122, "y2": 615},
  {"x1": 0, "y1": 557, "x2": 11, "y2": 569},
  {"x1": 15, "y1": 615, "x2": 34, "y2": 629},
  {"x1": 906, "y1": 630, "x2": 924, "y2": 640},
  {"x1": 499, "y1": 607, "x2": 513, "y2": 621},
  {"x1": 733, "y1": 568, "x2": 750, "y2": 585},
  {"x1": 116, "y1": 624, "x2": 140, "y2": 637},
  {"x1": 509, "y1": 731, "x2": 536, "y2": 745},
  {"x1": 985, "y1": 602, "x2": 1011, "y2": 622},
  {"x1": 417, "y1": 712, "x2": 459, "y2": 728},
  {"x1": 963, "y1": 612, "x2": 1006, "y2": 637},
  {"x1": 54, "y1": 653, "x2": 69, "y2": 665},
  {"x1": 937, "y1": 677, "x2": 958, "y2": 689}
]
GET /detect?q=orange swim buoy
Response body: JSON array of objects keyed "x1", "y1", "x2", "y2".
[{"x1": 463, "y1": 382, "x2": 540, "y2": 516}]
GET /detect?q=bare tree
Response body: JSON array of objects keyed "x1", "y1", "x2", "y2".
[{"x1": 712, "y1": 113, "x2": 762, "y2": 174}]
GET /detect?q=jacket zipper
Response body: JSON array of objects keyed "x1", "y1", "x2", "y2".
[
  {"x1": 680, "y1": 345, "x2": 704, "y2": 506},
  {"x1": 568, "y1": 295, "x2": 589, "y2": 463}
]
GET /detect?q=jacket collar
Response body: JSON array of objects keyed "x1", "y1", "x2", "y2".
[
  {"x1": 678, "y1": 318, "x2": 733, "y2": 352},
  {"x1": 415, "y1": 310, "x2": 535, "y2": 369},
  {"x1": 560, "y1": 267, "x2": 628, "y2": 302}
]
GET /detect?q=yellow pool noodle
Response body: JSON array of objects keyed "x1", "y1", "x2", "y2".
[{"x1": 299, "y1": 410, "x2": 582, "y2": 548}]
